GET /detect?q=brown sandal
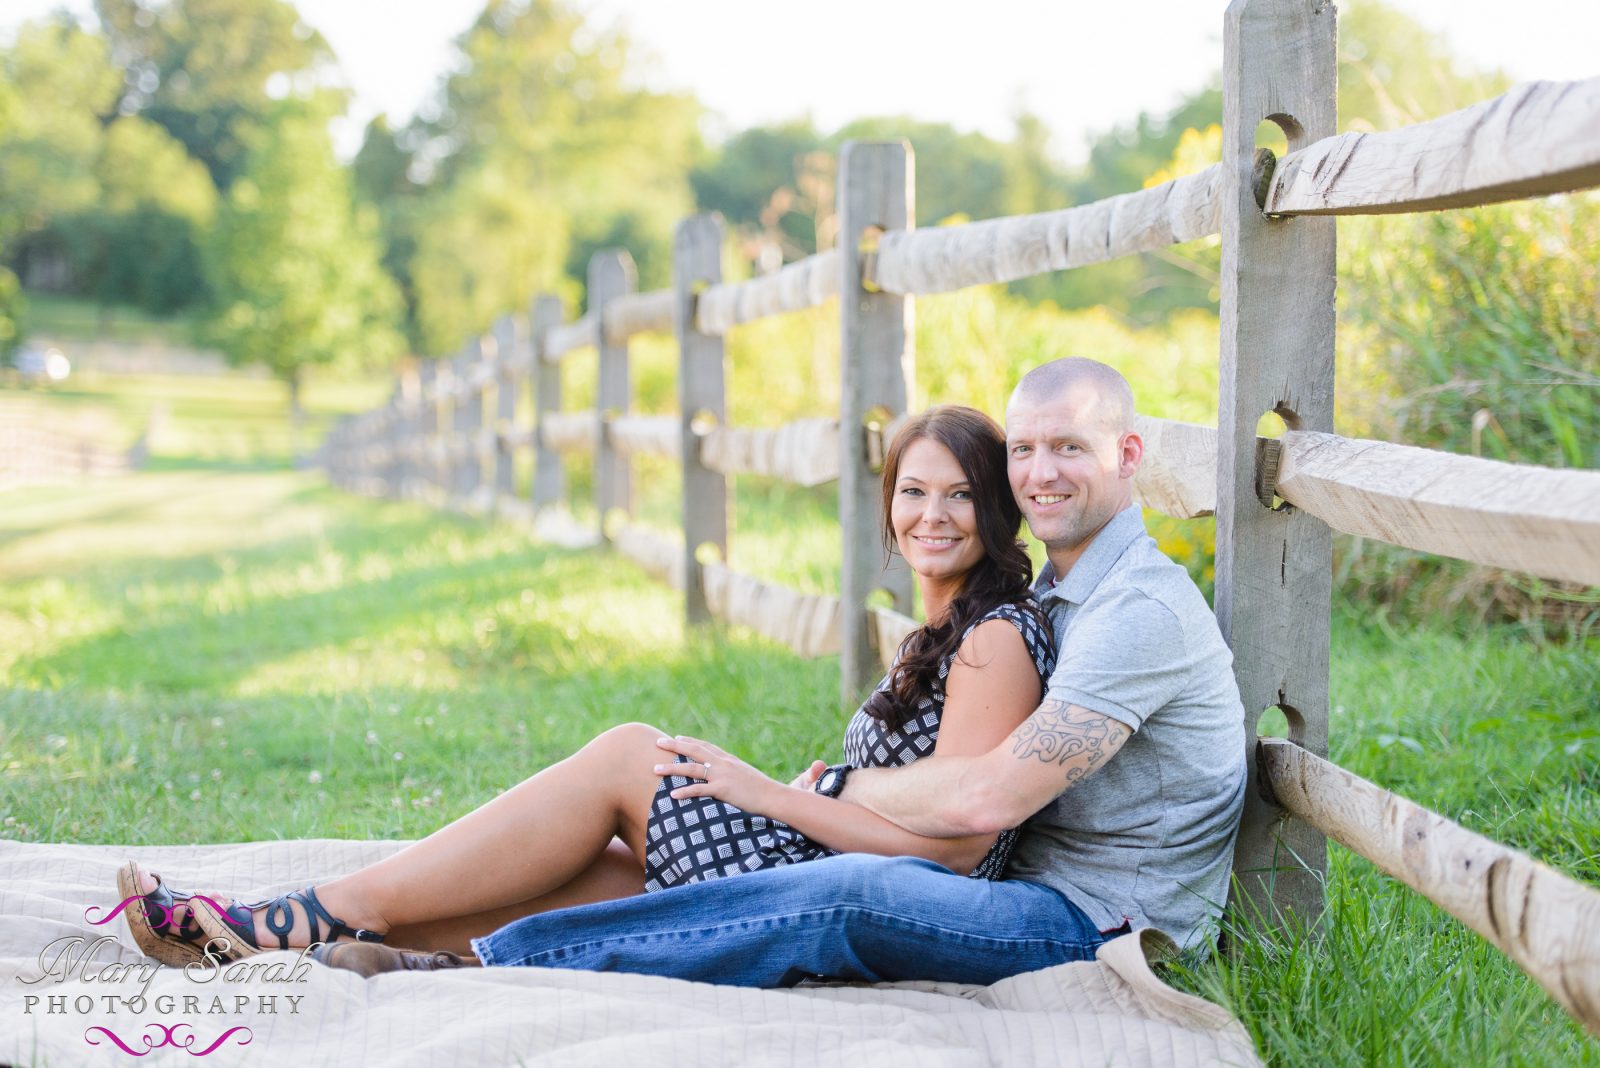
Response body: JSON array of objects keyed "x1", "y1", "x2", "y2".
[{"x1": 113, "y1": 861, "x2": 225, "y2": 967}]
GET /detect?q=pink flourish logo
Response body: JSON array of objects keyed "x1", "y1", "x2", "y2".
[
  {"x1": 85, "y1": 1023, "x2": 253, "y2": 1056},
  {"x1": 86, "y1": 893, "x2": 234, "y2": 929}
]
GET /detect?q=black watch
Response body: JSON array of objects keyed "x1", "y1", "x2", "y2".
[{"x1": 813, "y1": 763, "x2": 853, "y2": 798}]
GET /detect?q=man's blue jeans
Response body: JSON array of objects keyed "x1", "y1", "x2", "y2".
[{"x1": 472, "y1": 854, "x2": 1115, "y2": 988}]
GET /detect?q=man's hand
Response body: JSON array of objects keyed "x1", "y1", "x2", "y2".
[{"x1": 842, "y1": 699, "x2": 1130, "y2": 837}]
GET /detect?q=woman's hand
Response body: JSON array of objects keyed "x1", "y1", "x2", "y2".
[
  {"x1": 654, "y1": 735, "x2": 790, "y2": 814},
  {"x1": 789, "y1": 760, "x2": 827, "y2": 790}
]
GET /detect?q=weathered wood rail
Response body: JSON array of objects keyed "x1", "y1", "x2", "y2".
[
  {"x1": 0, "y1": 414, "x2": 151, "y2": 491},
  {"x1": 319, "y1": 0, "x2": 1600, "y2": 1037}
]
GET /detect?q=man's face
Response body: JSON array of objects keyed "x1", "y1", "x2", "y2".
[{"x1": 1005, "y1": 383, "x2": 1137, "y2": 565}]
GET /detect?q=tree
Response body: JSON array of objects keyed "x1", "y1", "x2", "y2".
[
  {"x1": 206, "y1": 98, "x2": 403, "y2": 438},
  {"x1": 0, "y1": 18, "x2": 121, "y2": 281},
  {"x1": 55, "y1": 116, "x2": 218, "y2": 313},
  {"x1": 401, "y1": 0, "x2": 700, "y2": 348},
  {"x1": 94, "y1": 0, "x2": 337, "y2": 189}
]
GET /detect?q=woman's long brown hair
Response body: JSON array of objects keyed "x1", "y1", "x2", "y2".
[{"x1": 861, "y1": 405, "x2": 1043, "y2": 732}]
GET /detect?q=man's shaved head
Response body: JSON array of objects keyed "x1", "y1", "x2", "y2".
[
  {"x1": 1004, "y1": 357, "x2": 1144, "y2": 574},
  {"x1": 1009, "y1": 358, "x2": 1136, "y2": 434}
]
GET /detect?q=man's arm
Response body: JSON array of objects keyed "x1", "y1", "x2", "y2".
[{"x1": 840, "y1": 698, "x2": 1130, "y2": 836}]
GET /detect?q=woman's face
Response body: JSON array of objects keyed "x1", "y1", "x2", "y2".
[{"x1": 891, "y1": 437, "x2": 987, "y2": 586}]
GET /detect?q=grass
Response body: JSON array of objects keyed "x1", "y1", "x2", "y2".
[
  {"x1": 1, "y1": 371, "x2": 1597, "y2": 1065},
  {"x1": 2, "y1": 369, "x2": 390, "y2": 468},
  {"x1": 20, "y1": 292, "x2": 210, "y2": 347}
]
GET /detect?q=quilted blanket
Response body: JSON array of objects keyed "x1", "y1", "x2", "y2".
[{"x1": 0, "y1": 839, "x2": 1261, "y2": 1067}]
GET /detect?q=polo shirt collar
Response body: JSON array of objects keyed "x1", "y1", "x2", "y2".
[{"x1": 1036, "y1": 504, "x2": 1146, "y2": 606}]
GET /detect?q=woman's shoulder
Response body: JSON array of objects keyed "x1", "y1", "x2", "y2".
[{"x1": 955, "y1": 597, "x2": 1057, "y2": 677}]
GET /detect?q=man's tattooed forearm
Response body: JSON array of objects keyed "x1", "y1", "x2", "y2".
[{"x1": 1010, "y1": 701, "x2": 1126, "y2": 778}]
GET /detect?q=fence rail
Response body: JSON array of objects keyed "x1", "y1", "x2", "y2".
[
  {"x1": 319, "y1": 0, "x2": 1600, "y2": 1038},
  {"x1": 1259, "y1": 738, "x2": 1600, "y2": 1035},
  {"x1": 1263, "y1": 75, "x2": 1600, "y2": 217},
  {"x1": 0, "y1": 417, "x2": 150, "y2": 491}
]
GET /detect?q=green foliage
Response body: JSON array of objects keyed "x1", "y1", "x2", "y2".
[
  {"x1": 1342, "y1": 195, "x2": 1599, "y2": 469},
  {"x1": 0, "y1": 265, "x2": 21, "y2": 358},
  {"x1": 96, "y1": 115, "x2": 219, "y2": 225},
  {"x1": 0, "y1": 19, "x2": 119, "y2": 247},
  {"x1": 1335, "y1": 193, "x2": 1600, "y2": 635},
  {"x1": 93, "y1": 0, "x2": 337, "y2": 189},
  {"x1": 410, "y1": 162, "x2": 570, "y2": 355},
  {"x1": 392, "y1": 0, "x2": 700, "y2": 351},
  {"x1": 689, "y1": 120, "x2": 825, "y2": 260},
  {"x1": 205, "y1": 99, "x2": 404, "y2": 391},
  {"x1": 691, "y1": 113, "x2": 1073, "y2": 264}
]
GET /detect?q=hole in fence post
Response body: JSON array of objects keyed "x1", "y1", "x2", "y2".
[
  {"x1": 1254, "y1": 409, "x2": 1292, "y2": 511},
  {"x1": 602, "y1": 508, "x2": 628, "y2": 541},
  {"x1": 1257, "y1": 703, "x2": 1306, "y2": 746},
  {"x1": 1254, "y1": 115, "x2": 1301, "y2": 155},
  {"x1": 689, "y1": 409, "x2": 720, "y2": 437},
  {"x1": 863, "y1": 405, "x2": 893, "y2": 472},
  {"x1": 858, "y1": 226, "x2": 885, "y2": 293},
  {"x1": 865, "y1": 588, "x2": 896, "y2": 611},
  {"x1": 693, "y1": 542, "x2": 722, "y2": 566},
  {"x1": 1253, "y1": 116, "x2": 1304, "y2": 213}
]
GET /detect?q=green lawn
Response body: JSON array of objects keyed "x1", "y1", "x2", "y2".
[
  {"x1": 0, "y1": 374, "x2": 1596, "y2": 1065},
  {"x1": 19, "y1": 292, "x2": 209, "y2": 347}
]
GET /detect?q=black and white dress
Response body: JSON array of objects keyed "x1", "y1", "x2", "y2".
[{"x1": 642, "y1": 599, "x2": 1057, "y2": 892}]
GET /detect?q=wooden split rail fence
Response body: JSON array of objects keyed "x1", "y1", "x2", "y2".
[{"x1": 321, "y1": 0, "x2": 1600, "y2": 1036}]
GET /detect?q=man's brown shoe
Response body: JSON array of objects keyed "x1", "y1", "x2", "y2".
[{"x1": 311, "y1": 941, "x2": 481, "y2": 977}]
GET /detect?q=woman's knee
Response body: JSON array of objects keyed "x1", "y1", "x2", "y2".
[{"x1": 587, "y1": 722, "x2": 666, "y2": 758}]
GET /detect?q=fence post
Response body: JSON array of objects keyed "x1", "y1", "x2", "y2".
[
  {"x1": 1217, "y1": 0, "x2": 1337, "y2": 928},
  {"x1": 416, "y1": 360, "x2": 437, "y2": 503},
  {"x1": 492, "y1": 315, "x2": 519, "y2": 513},
  {"x1": 838, "y1": 140, "x2": 916, "y2": 701},
  {"x1": 455, "y1": 339, "x2": 483, "y2": 510},
  {"x1": 531, "y1": 294, "x2": 565, "y2": 511},
  {"x1": 382, "y1": 390, "x2": 399, "y2": 498},
  {"x1": 673, "y1": 213, "x2": 728, "y2": 625},
  {"x1": 396, "y1": 366, "x2": 418, "y2": 500},
  {"x1": 590, "y1": 249, "x2": 637, "y2": 542}
]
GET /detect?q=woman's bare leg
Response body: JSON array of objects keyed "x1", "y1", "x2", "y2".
[
  {"x1": 383, "y1": 838, "x2": 644, "y2": 955},
  {"x1": 139, "y1": 722, "x2": 666, "y2": 950}
]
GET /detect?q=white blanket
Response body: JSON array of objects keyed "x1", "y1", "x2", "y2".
[{"x1": 0, "y1": 839, "x2": 1261, "y2": 1067}]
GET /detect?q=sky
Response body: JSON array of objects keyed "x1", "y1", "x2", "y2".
[{"x1": 4, "y1": 0, "x2": 1598, "y2": 163}]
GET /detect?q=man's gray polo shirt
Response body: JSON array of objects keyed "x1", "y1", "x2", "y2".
[{"x1": 1005, "y1": 505, "x2": 1246, "y2": 948}]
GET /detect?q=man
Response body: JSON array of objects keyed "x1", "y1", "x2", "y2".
[{"x1": 327, "y1": 357, "x2": 1247, "y2": 985}]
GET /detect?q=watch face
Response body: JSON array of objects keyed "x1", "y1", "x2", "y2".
[{"x1": 819, "y1": 771, "x2": 840, "y2": 795}]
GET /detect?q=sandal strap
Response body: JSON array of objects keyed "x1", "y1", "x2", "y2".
[
  {"x1": 235, "y1": 887, "x2": 387, "y2": 951},
  {"x1": 297, "y1": 886, "x2": 386, "y2": 945},
  {"x1": 217, "y1": 900, "x2": 264, "y2": 949},
  {"x1": 142, "y1": 874, "x2": 207, "y2": 945}
]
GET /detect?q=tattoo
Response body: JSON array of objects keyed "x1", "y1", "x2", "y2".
[{"x1": 1010, "y1": 700, "x2": 1125, "y2": 783}]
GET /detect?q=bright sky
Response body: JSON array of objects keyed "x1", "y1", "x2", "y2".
[{"x1": 6, "y1": 0, "x2": 1598, "y2": 163}]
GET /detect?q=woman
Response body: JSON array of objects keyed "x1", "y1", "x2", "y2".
[{"x1": 120, "y1": 405, "x2": 1055, "y2": 967}]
